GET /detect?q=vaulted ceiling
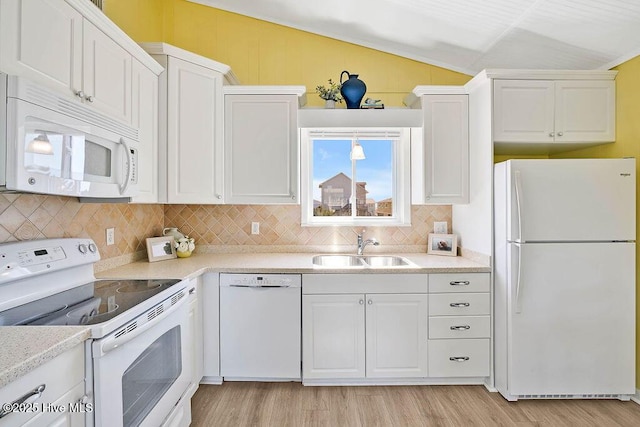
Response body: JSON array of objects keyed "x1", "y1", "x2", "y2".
[{"x1": 188, "y1": 0, "x2": 640, "y2": 76}]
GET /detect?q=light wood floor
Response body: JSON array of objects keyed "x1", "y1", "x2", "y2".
[{"x1": 191, "y1": 382, "x2": 640, "y2": 426}]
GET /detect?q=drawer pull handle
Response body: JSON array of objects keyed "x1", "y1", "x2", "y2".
[
  {"x1": 0, "y1": 384, "x2": 46, "y2": 419},
  {"x1": 449, "y1": 356, "x2": 470, "y2": 362},
  {"x1": 450, "y1": 325, "x2": 471, "y2": 331},
  {"x1": 450, "y1": 302, "x2": 470, "y2": 308},
  {"x1": 450, "y1": 280, "x2": 470, "y2": 286}
]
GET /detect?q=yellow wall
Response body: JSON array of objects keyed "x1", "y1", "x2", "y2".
[{"x1": 104, "y1": 0, "x2": 469, "y2": 107}]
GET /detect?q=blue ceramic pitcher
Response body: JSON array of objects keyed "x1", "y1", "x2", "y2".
[{"x1": 340, "y1": 71, "x2": 366, "y2": 109}]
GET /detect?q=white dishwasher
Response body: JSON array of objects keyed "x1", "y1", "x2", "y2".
[{"x1": 220, "y1": 273, "x2": 301, "y2": 380}]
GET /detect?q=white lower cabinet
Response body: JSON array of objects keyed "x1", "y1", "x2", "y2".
[
  {"x1": 365, "y1": 293, "x2": 428, "y2": 378},
  {"x1": 201, "y1": 272, "x2": 221, "y2": 383},
  {"x1": 0, "y1": 344, "x2": 86, "y2": 427},
  {"x1": 428, "y1": 339, "x2": 490, "y2": 378},
  {"x1": 187, "y1": 277, "x2": 203, "y2": 397},
  {"x1": 301, "y1": 272, "x2": 491, "y2": 384},
  {"x1": 303, "y1": 293, "x2": 427, "y2": 380},
  {"x1": 302, "y1": 294, "x2": 365, "y2": 379},
  {"x1": 302, "y1": 274, "x2": 429, "y2": 381},
  {"x1": 428, "y1": 273, "x2": 491, "y2": 378}
]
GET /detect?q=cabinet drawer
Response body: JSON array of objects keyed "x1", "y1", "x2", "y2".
[
  {"x1": 429, "y1": 293, "x2": 490, "y2": 316},
  {"x1": 429, "y1": 273, "x2": 490, "y2": 293},
  {"x1": 0, "y1": 345, "x2": 84, "y2": 426},
  {"x1": 428, "y1": 339, "x2": 490, "y2": 377},
  {"x1": 428, "y1": 316, "x2": 490, "y2": 339}
]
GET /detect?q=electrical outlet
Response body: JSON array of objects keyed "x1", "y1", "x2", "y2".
[
  {"x1": 106, "y1": 228, "x2": 115, "y2": 245},
  {"x1": 434, "y1": 221, "x2": 448, "y2": 234},
  {"x1": 251, "y1": 222, "x2": 260, "y2": 235}
]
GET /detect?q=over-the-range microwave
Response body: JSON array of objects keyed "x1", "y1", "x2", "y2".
[{"x1": 0, "y1": 73, "x2": 138, "y2": 200}]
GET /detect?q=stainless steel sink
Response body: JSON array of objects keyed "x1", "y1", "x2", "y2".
[
  {"x1": 360, "y1": 255, "x2": 412, "y2": 267},
  {"x1": 312, "y1": 255, "x2": 366, "y2": 268},
  {"x1": 312, "y1": 254, "x2": 415, "y2": 268}
]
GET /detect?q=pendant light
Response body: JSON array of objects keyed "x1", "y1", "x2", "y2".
[
  {"x1": 350, "y1": 142, "x2": 365, "y2": 160},
  {"x1": 26, "y1": 134, "x2": 54, "y2": 155}
]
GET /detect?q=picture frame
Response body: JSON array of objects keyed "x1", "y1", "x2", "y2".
[
  {"x1": 427, "y1": 233, "x2": 458, "y2": 257},
  {"x1": 146, "y1": 236, "x2": 177, "y2": 262}
]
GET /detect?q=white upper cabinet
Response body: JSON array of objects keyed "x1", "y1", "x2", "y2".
[
  {"x1": 131, "y1": 59, "x2": 159, "y2": 203},
  {"x1": 0, "y1": 0, "x2": 162, "y2": 126},
  {"x1": 0, "y1": 0, "x2": 83, "y2": 96},
  {"x1": 407, "y1": 87, "x2": 469, "y2": 205},
  {"x1": 82, "y1": 19, "x2": 132, "y2": 123},
  {"x1": 493, "y1": 80, "x2": 555, "y2": 143},
  {"x1": 141, "y1": 43, "x2": 239, "y2": 204},
  {"x1": 554, "y1": 80, "x2": 615, "y2": 142},
  {"x1": 224, "y1": 87, "x2": 305, "y2": 204},
  {"x1": 492, "y1": 73, "x2": 616, "y2": 148}
]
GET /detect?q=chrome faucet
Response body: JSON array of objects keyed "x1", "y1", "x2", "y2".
[{"x1": 356, "y1": 229, "x2": 380, "y2": 255}]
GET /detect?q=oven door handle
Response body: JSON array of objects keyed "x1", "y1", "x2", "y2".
[{"x1": 96, "y1": 291, "x2": 188, "y2": 357}]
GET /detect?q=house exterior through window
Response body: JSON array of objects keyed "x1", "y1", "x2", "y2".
[{"x1": 300, "y1": 128, "x2": 411, "y2": 226}]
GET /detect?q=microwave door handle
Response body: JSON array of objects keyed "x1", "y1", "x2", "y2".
[{"x1": 118, "y1": 138, "x2": 133, "y2": 195}]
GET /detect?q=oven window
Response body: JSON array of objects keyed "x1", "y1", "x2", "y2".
[{"x1": 122, "y1": 326, "x2": 182, "y2": 427}]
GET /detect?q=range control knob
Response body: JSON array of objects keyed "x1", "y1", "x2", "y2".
[
  {"x1": 78, "y1": 244, "x2": 88, "y2": 254},
  {"x1": 88, "y1": 243, "x2": 97, "y2": 253}
]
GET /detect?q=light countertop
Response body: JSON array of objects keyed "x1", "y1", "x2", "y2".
[
  {"x1": 1, "y1": 252, "x2": 488, "y2": 390},
  {"x1": 0, "y1": 326, "x2": 90, "y2": 389},
  {"x1": 95, "y1": 252, "x2": 490, "y2": 280}
]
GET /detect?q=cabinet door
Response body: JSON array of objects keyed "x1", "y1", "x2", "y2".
[
  {"x1": 302, "y1": 294, "x2": 365, "y2": 379},
  {"x1": 187, "y1": 279, "x2": 203, "y2": 395},
  {"x1": 131, "y1": 60, "x2": 158, "y2": 203},
  {"x1": 555, "y1": 80, "x2": 615, "y2": 142},
  {"x1": 167, "y1": 57, "x2": 224, "y2": 203},
  {"x1": 82, "y1": 20, "x2": 132, "y2": 123},
  {"x1": 202, "y1": 273, "x2": 220, "y2": 379},
  {"x1": 224, "y1": 94, "x2": 299, "y2": 204},
  {"x1": 0, "y1": 0, "x2": 82, "y2": 96},
  {"x1": 421, "y1": 94, "x2": 469, "y2": 204},
  {"x1": 365, "y1": 294, "x2": 427, "y2": 378},
  {"x1": 493, "y1": 80, "x2": 555, "y2": 142}
]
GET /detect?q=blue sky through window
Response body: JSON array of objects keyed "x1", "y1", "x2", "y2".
[{"x1": 312, "y1": 139, "x2": 393, "y2": 202}]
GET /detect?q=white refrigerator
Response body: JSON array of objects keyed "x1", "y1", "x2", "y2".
[{"x1": 494, "y1": 158, "x2": 636, "y2": 401}]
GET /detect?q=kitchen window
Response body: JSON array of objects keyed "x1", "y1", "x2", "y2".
[{"x1": 300, "y1": 128, "x2": 411, "y2": 226}]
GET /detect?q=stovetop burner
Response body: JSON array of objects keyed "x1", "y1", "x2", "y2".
[
  {"x1": 0, "y1": 278, "x2": 181, "y2": 327},
  {"x1": 117, "y1": 282, "x2": 162, "y2": 293}
]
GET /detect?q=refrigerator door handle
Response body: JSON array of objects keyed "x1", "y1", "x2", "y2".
[
  {"x1": 514, "y1": 242, "x2": 523, "y2": 313},
  {"x1": 514, "y1": 170, "x2": 523, "y2": 243}
]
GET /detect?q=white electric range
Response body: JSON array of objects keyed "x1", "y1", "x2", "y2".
[{"x1": 0, "y1": 238, "x2": 194, "y2": 427}]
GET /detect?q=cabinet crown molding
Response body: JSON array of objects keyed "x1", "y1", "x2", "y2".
[
  {"x1": 481, "y1": 69, "x2": 617, "y2": 80},
  {"x1": 224, "y1": 86, "x2": 307, "y2": 106},
  {"x1": 464, "y1": 69, "x2": 617, "y2": 93},
  {"x1": 139, "y1": 42, "x2": 240, "y2": 84},
  {"x1": 404, "y1": 86, "x2": 467, "y2": 108}
]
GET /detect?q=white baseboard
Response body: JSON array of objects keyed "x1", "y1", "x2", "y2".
[{"x1": 631, "y1": 389, "x2": 640, "y2": 405}]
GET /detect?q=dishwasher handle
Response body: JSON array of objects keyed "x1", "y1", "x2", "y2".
[{"x1": 228, "y1": 284, "x2": 294, "y2": 288}]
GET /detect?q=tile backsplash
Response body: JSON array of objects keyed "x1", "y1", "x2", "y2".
[
  {"x1": 0, "y1": 194, "x2": 164, "y2": 263},
  {"x1": 1, "y1": 194, "x2": 452, "y2": 266},
  {"x1": 164, "y1": 204, "x2": 452, "y2": 252}
]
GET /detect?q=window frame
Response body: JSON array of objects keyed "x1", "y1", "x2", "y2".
[{"x1": 300, "y1": 127, "x2": 411, "y2": 226}]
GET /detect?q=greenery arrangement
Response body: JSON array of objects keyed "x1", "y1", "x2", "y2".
[{"x1": 315, "y1": 79, "x2": 343, "y2": 102}]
